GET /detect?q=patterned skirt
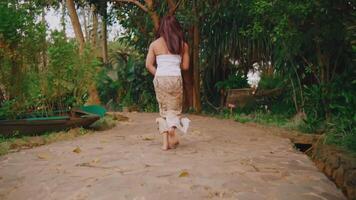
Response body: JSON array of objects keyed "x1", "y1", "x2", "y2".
[{"x1": 153, "y1": 76, "x2": 183, "y2": 132}]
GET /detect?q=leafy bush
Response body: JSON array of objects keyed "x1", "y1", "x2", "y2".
[
  {"x1": 298, "y1": 116, "x2": 325, "y2": 134},
  {"x1": 46, "y1": 31, "x2": 99, "y2": 107},
  {"x1": 234, "y1": 114, "x2": 250, "y2": 123},
  {"x1": 215, "y1": 73, "x2": 249, "y2": 91},
  {"x1": 0, "y1": 1, "x2": 46, "y2": 119},
  {"x1": 0, "y1": 100, "x2": 15, "y2": 120},
  {"x1": 90, "y1": 115, "x2": 117, "y2": 131},
  {"x1": 252, "y1": 73, "x2": 295, "y2": 116},
  {"x1": 323, "y1": 70, "x2": 356, "y2": 152},
  {"x1": 97, "y1": 41, "x2": 158, "y2": 112},
  {"x1": 0, "y1": 30, "x2": 100, "y2": 119},
  {"x1": 258, "y1": 74, "x2": 285, "y2": 90}
]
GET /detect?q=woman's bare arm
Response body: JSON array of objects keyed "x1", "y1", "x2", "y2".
[
  {"x1": 145, "y1": 43, "x2": 156, "y2": 76},
  {"x1": 181, "y1": 43, "x2": 189, "y2": 71}
]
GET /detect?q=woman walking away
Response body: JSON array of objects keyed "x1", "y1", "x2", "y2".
[{"x1": 145, "y1": 16, "x2": 191, "y2": 150}]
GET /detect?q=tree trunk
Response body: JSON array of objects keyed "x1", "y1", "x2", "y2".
[
  {"x1": 9, "y1": 49, "x2": 20, "y2": 99},
  {"x1": 101, "y1": 3, "x2": 108, "y2": 65},
  {"x1": 66, "y1": 0, "x2": 100, "y2": 105},
  {"x1": 167, "y1": 0, "x2": 182, "y2": 15},
  {"x1": 91, "y1": 5, "x2": 98, "y2": 49},
  {"x1": 144, "y1": 0, "x2": 160, "y2": 31},
  {"x1": 316, "y1": 43, "x2": 331, "y2": 121},
  {"x1": 149, "y1": 12, "x2": 160, "y2": 32},
  {"x1": 166, "y1": 0, "x2": 176, "y2": 11},
  {"x1": 192, "y1": 1, "x2": 202, "y2": 112},
  {"x1": 41, "y1": 7, "x2": 47, "y2": 70},
  {"x1": 86, "y1": 83, "x2": 101, "y2": 105},
  {"x1": 182, "y1": 68, "x2": 194, "y2": 111},
  {"x1": 193, "y1": 24, "x2": 201, "y2": 112},
  {"x1": 0, "y1": 86, "x2": 4, "y2": 103},
  {"x1": 182, "y1": 27, "x2": 195, "y2": 111},
  {"x1": 66, "y1": 0, "x2": 85, "y2": 53},
  {"x1": 82, "y1": 7, "x2": 89, "y2": 42}
]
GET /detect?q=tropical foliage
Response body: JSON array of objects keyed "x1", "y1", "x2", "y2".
[
  {"x1": 0, "y1": 1, "x2": 100, "y2": 119},
  {"x1": 0, "y1": 0, "x2": 355, "y2": 152}
]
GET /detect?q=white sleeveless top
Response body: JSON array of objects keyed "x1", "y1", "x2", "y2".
[{"x1": 155, "y1": 54, "x2": 182, "y2": 76}]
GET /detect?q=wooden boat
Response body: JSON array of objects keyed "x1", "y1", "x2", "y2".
[
  {"x1": 224, "y1": 88, "x2": 284, "y2": 108},
  {"x1": 0, "y1": 110, "x2": 100, "y2": 137},
  {"x1": 225, "y1": 88, "x2": 255, "y2": 108}
]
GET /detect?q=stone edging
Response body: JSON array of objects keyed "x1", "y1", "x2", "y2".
[
  {"x1": 227, "y1": 120, "x2": 355, "y2": 199},
  {"x1": 312, "y1": 143, "x2": 356, "y2": 200}
]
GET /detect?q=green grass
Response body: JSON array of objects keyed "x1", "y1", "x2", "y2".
[
  {"x1": 0, "y1": 128, "x2": 92, "y2": 156},
  {"x1": 231, "y1": 110, "x2": 356, "y2": 154},
  {"x1": 233, "y1": 111, "x2": 297, "y2": 129},
  {"x1": 234, "y1": 114, "x2": 251, "y2": 123},
  {"x1": 324, "y1": 128, "x2": 356, "y2": 154},
  {"x1": 90, "y1": 115, "x2": 118, "y2": 131}
]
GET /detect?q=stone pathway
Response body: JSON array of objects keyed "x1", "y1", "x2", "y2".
[{"x1": 0, "y1": 113, "x2": 346, "y2": 200}]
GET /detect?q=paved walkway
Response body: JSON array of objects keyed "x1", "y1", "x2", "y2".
[{"x1": 0, "y1": 113, "x2": 346, "y2": 200}]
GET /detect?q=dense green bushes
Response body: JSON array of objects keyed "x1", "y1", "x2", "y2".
[
  {"x1": 96, "y1": 41, "x2": 158, "y2": 112},
  {"x1": 197, "y1": 0, "x2": 356, "y2": 153},
  {"x1": 0, "y1": 31, "x2": 100, "y2": 119},
  {"x1": 215, "y1": 73, "x2": 249, "y2": 91},
  {"x1": 0, "y1": 1, "x2": 100, "y2": 119},
  {"x1": 324, "y1": 69, "x2": 356, "y2": 152}
]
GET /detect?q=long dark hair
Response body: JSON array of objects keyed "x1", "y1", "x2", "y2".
[{"x1": 157, "y1": 16, "x2": 185, "y2": 55}]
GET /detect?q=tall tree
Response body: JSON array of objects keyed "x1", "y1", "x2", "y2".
[
  {"x1": 81, "y1": 6, "x2": 90, "y2": 41},
  {"x1": 88, "y1": 1, "x2": 109, "y2": 63},
  {"x1": 66, "y1": 0, "x2": 85, "y2": 53},
  {"x1": 100, "y1": 2, "x2": 109, "y2": 64},
  {"x1": 91, "y1": 5, "x2": 98, "y2": 49},
  {"x1": 66, "y1": 0, "x2": 101, "y2": 104},
  {"x1": 112, "y1": 0, "x2": 201, "y2": 112},
  {"x1": 192, "y1": 0, "x2": 201, "y2": 112},
  {"x1": 41, "y1": 7, "x2": 48, "y2": 70}
]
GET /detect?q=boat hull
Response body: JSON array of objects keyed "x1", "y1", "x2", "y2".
[{"x1": 0, "y1": 111, "x2": 100, "y2": 137}]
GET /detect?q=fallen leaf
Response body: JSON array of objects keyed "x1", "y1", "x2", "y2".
[
  {"x1": 210, "y1": 191, "x2": 225, "y2": 197},
  {"x1": 37, "y1": 153, "x2": 50, "y2": 160},
  {"x1": 192, "y1": 130, "x2": 201, "y2": 135},
  {"x1": 76, "y1": 162, "x2": 91, "y2": 167},
  {"x1": 91, "y1": 158, "x2": 100, "y2": 163},
  {"x1": 115, "y1": 135, "x2": 125, "y2": 140},
  {"x1": 179, "y1": 171, "x2": 189, "y2": 177},
  {"x1": 143, "y1": 137, "x2": 154, "y2": 141},
  {"x1": 73, "y1": 147, "x2": 81, "y2": 153}
]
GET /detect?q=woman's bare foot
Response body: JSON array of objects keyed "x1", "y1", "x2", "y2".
[
  {"x1": 161, "y1": 132, "x2": 169, "y2": 150},
  {"x1": 168, "y1": 128, "x2": 179, "y2": 148}
]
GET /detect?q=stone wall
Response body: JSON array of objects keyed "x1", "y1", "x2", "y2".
[{"x1": 312, "y1": 144, "x2": 356, "y2": 200}]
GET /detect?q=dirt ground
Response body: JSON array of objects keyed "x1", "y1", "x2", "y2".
[{"x1": 0, "y1": 112, "x2": 346, "y2": 200}]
